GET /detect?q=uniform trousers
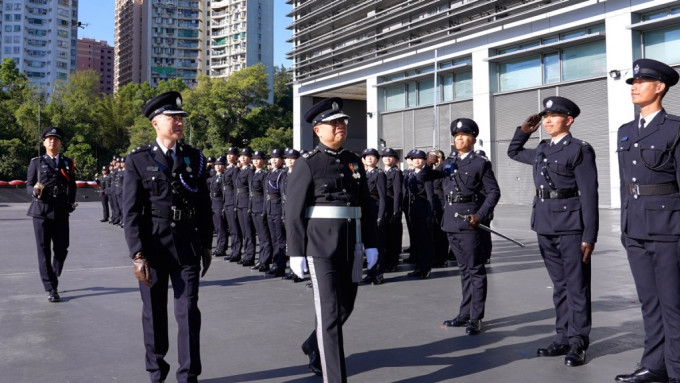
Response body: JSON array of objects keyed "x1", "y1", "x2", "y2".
[
  {"x1": 33, "y1": 217, "x2": 69, "y2": 291},
  {"x1": 623, "y1": 235, "x2": 680, "y2": 377},
  {"x1": 109, "y1": 192, "x2": 120, "y2": 222},
  {"x1": 224, "y1": 205, "x2": 241, "y2": 259},
  {"x1": 267, "y1": 214, "x2": 286, "y2": 270},
  {"x1": 537, "y1": 233, "x2": 591, "y2": 348},
  {"x1": 100, "y1": 193, "x2": 110, "y2": 221},
  {"x1": 140, "y1": 264, "x2": 201, "y2": 383},
  {"x1": 115, "y1": 193, "x2": 124, "y2": 222},
  {"x1": 384, "y1": 213, "x2": 403, "y2": 269},
  {"x1": 446, "y1": 232, "x2": 486, "y2": 320},
  {"x1": 237, "y1": 208, "x2": 255, "y2": 261},
  {"x1": 408, "y1": 208, "x2": 433, "y2": 272},
  {"x1": 307, "y1": 255, "x2": 358, "y2": 383},
  {"x1": 211, "y1": 204, "x2": 228, "y2": 254},
  {"x1": 252, "y1": 212, "x2": 272, "y2": 265}
]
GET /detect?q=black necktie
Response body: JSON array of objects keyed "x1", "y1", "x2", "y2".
[
  {"x1": 639, "y1": 118, "x2": 646, "y2": 131},
  {"x1": 52, "y1": 156, "x2": 58, "y2": 169},
  {"x1": 166, "y1": 149, "x2": 174, "y2": 168}
]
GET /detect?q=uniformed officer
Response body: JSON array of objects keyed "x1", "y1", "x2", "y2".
[
  {"x1": 222, "y1": 147, "x2": 242, "y2": 262},
  {"x1": 432, "y1": 119, "x2": 501, "y2": 335},
  {"x1": 381, "y1": 148, "x2": 403, "y2": 272},
  {"x1": 285, "y1": 97, "x2": 378, "y2": 382},
  {"x1": 113, "y1": 157, "x2": 126, "y2": 227},
  {"x1": 361, "y1": 148, "x2": 386, "y2": 285},
  {"x1": 265, "y1": 148, "x2": 287, "y2": 277},
  {"x1": 250, "y1": 150, "x2": 273, "y2": 272},
  {"x1": 208, "y1": 156, "x2": 228, "y2": 257},
  {"x1": 428, "y1": 149, "x2": 449, "y2": 268},
  {"x1": 235, "y1": 147, "x2": 256, "y2": 266},
  {"x1": 281, "y1": 148, "x2": 305, "y2": 282},
  {"x1": 206, "y1": 157, "x2": 216, "y2": 178},
  {"x1": 123, "y1": 91, "x2": 213, "y2": 383},
  {"x1": 508, "y1": 96, "x2": 598, "y2": 367},
  {"x1": 26, "y1": 127, "x2": 77, "y2": 302},
  {"x1": 615, "y1": 59, "x2": 680, "y2": 383},
  {"x1": 474, "y1": 149, "x2": 494, "y2": 264},
  {"x1": 109, "y1": 157, "x2": 121, "y2": 225},
  {"x1": 402, "y1": 151, "x2": 417, "y2": 263},
  {"x1": 404, "y1": 150, "x2": 436, "y2": 278},
  {"x1": 98, "y1": 166, "x2": 110, "y2": 222}
]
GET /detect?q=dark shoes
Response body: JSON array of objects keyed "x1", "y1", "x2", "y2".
[
  {"x1": 537, "y1": 342, "x2": 570, "y2": 357},
  {"x1": 227, "y1": 255, "x2": 241, "y2": 262},
  {"x1": 361, "y1": 275, "x2": 385, "y2": 285},
  {"x1": 301, "y1": 343, "x2": 322, "y2": 376},
  {"x1": 241, "y1": 260, "x2": 255, "y2": 267},
  {"x1": 407, "y1": 269, "x2": 431, "y2": 279},
  {"x1": 564, "y1": 344, "x2": 586, "y2": 367},
  {"x1": 465, "y1": 319, "x2": 482, "y2": 335},
  {"x1": 443, "y1": 314, "x2": 470, "y2": 327},
  {"x1": 100, "y1": 218, "x2": 108, "y2": 222},
  {"x1": 284, "y1": 272, "x2": 305, "y2": 283},
  {"x1": 615, "y1": 367, "x2": 669, "y2": 382},
  {"x1": 48, "y1": 289, "x2": 60, "y2": 302},
  {"x1": 250, "y1": 262, "x2": 262, "y2": 270}
]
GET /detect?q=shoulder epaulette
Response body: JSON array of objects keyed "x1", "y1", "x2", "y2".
[
  {"x1": 303, "y1": 149, "x2": 319, "y2": 159},
  {"x1": 130, "y1": 144, "x2": 152, "y2": 155},
  {"x1": 666, "y1": 114, "x2": 680, "y2": 122}
]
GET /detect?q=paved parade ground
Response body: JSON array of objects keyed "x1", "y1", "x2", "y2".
[{"x1": 0, "y1": 201, "x2": 649, "y2": 382}]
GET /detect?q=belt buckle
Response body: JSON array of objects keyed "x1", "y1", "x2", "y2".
[
  {"x1": 171, "y1": 207, "x2": 182, "y2": 220},
  {"x1": 631, "y1": 184, "x2": 640, "y2": 198}
]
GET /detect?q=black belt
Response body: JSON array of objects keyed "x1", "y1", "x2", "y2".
[
  {"x1": 446, "y1": 194, "x2": 478, "y2": 203},
  {"x1": 151, "y1": 207, "x2": 195, "y2": 221},
  {"x1": 236, "y1": 187, "x2": 249, "y2": 193},
  {"x1": 434, "y1": 190, "x2": 444, "y2": 195},
  {"x1": 210, "y1": 192, "x2": 223, "y2": 198},
  {"x1": 223, "y1": 185, "x2": 234, "y2": 191},
  {"x1": 250, "y1": 191, "x2": 263, "y2": 197},
  {"x1": 536, "y1": 189, "x2": 580, "y2": 199},
  {"x1": 625, "y1": 182, "x2": 679, "y2": 197},
  {"x1": 45, "y1": 185, "x2": 67, "y2": 196},
  {"x1": 267, "y1": 194, "x2": 281, "y2": 200}
]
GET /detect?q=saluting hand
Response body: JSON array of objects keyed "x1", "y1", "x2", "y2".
[
  {"x1": 520, "y1": 114, "x2": 542, "y2": 134},
  {"x1": 580, "y1": 242, "x2": 594, "y2": 264},
  {"x1": 201, "y1": 249, "x2": 212, "y2": 277}
]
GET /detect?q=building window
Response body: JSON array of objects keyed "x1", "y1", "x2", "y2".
[{"x1": 642, "y1": 25, "x2": 680, "y2": 64}]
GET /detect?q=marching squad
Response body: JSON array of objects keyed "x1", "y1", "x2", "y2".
[{"x1": 25, "y1": 59, "x2": 680, "y2": 383}]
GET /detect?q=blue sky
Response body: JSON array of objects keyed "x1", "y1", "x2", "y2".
[{"x1": 77, "y1": 1, "x2": 293, "y2": 68}]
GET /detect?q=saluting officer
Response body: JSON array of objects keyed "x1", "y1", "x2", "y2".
[
  {"x1": 433, "y1": 119, "x2": 501, "y2": 335},
  {"x1": 123, "y1": 91, "x2": 213, "y2": 383},
  {"x1": 98, "y1": 166, "x2": 110, "y2": 222},
  {"x1": 26, "y1": 127, "x2": 77, "y2": 302},
  {"x1": 508, "y1": 96, "x2": 598, "y2": 367},
  {"x1": 381, "y1": 148, "x2": 403, "y2": 272},
  {"x1": 361, "y1": 148, "x2": 386, "y2": 285},
  {"x1": 402, "y1": 151, "x2": 417, "y2": 264},
  {"x1": 250, "y1": 150, "x2": 273, "y2": 272},
  {"x1": 235, "y1": 148, "x2": 256, "y2": 266},
  {"x1": 285, "y1": 97, "x2": 378, "y2": 382},
  {"x1": 615, "y1": 59, "x2": 680, "y2": 383},
  {"x1": 208, "y1": 156, "x2": 228, "y2": 257},
  {"x1": 404, "y1": 150, "x2": 436, "y2": 278},
  {"x1": 265, "y1": 148, "x2": 288, "y2": 277},
  {"x1": 222, "y1": 147, "x2": 242, "y2": 262}
]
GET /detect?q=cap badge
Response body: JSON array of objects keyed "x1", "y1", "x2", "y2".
[
  {"x1": 546, "y1": 100, "x2": 553, "y2": 108},
  {"x1": 176, "y1": 97, "x2": 182, "y2": 107},
  {"x1": 457, "y1": 121, "x2": 463, "y2": 128},
  {"x1": 634, "y1": 64, "x2": 640, "y2": 75},
  {"x1": 331, "y1": 101, "x2": 338, "y2": 110},
  {"x1": 51, "y1": 128, "x2": 57, "y2": 134}
]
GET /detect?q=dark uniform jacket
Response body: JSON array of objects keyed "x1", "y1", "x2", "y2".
[
  {"x1": 366, "y1": 168, "x2": 386, "y2": 220},
  {"x1": 26, "y1": 154, "x2": 77, "y2": 220},
  {"x1": 221, "y1": 163, "x2": 238, "y2": 208},
  {"x1": 384, "y1": 165, "x2": 403, "y2": 215},
  {"x1": 114, "y1": 167, "x2": 125, "y2": 197},
  {"x1": 98, "y1": 173, "x2": 110, "y2": 196},
  {"x1": 264, "y1": 167, "x2": 287, "y2": 216},
  {"x1": 404, "y1": 168, "x2": 436, "y2": 219},
  {"x1": 508, "y1": 129, "x2": 599, "y2": 243},
  {"x1": 250, "y1": 168, "x2": 267, "y2": 215},
  {"x1": 432, "y1": 151, "x2": 501, "y2": 233},
  {"x1": 618, "y1": 109, "x2": 680, "y2": 241},
  {"x1": 285, "y1": 144, "x2": 378, "y2": 258},
  {"x1": 208, "y1": 172, "x2": 224, "y2": 209},
  {"x1": 235, "y1": 165, "x2": 254, "y2": 210},
  {"x1": 123, "y1": 142, "x2": 213, "y2": 267}
]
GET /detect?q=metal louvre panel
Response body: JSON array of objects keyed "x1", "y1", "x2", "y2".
[
  {"x1": 381, "y1": 112, "x2": 404, "y2": 149},
  {"x1": 414, "y1": 108, "x2": 434, "y2": 148},
  {"x1": 493, "y1": 91, "x2": 541, "y2": 205},
  {"x1": 404, "y1": 110, "x2": 415, "y2": 151},
  {"x1": 437, "y1": 104, "x2": 452, "y2": 152},
  {"x1": 558, "y1": 79, "x2": 610, "y2": 207}
]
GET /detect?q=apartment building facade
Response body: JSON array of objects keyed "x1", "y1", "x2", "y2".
[
  {"x1": 77, "y1": 38, "x2": 114, "y2": 94},
  {"x1": 287, "y1": 0, "x2": 680, "y2": 208}
]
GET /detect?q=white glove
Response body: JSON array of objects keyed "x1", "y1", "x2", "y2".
[
  {"x1": 290, "y1": 256, "x2": 307, "y2": 278},
  {"x1": 365, "y1": 248, "x2": 378, "y2": 270}
]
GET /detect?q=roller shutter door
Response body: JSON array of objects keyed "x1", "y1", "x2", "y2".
[{"x1": 381, "y1": 112, "x2": 404, "y2": 149}]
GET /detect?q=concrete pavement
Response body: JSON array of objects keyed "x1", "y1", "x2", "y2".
[{"x1": 0, "y1": 202, "x2": 648, "y2": 382}]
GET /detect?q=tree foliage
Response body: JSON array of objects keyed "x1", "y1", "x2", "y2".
[{"x1": 0, "y1": 63, "x2": 293, "y2": 181}]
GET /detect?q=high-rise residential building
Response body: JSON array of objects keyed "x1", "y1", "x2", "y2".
[
  {"x1": 0, "y1": 0, "x2": 79, "y2": 92},
  {"x1": 114, "y1": 0, "x2": 273, "y2": 95},
  {"x1": 210, "y1": 0, "x2": 273, "y2": 85},
  {"x1": 288, "y1": 0, "x2": 680, "y2": 209},
  {"x1": 77, "y1": 38, "x2": 114, "y2": 94}
]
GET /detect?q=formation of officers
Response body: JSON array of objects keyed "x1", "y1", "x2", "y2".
[{"x1": 32, "y1": 58, "x2": 680, "y2": 383}]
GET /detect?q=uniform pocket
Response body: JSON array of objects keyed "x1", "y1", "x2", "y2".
[
  {"x1": 550, "y1": 198, "x2": 583, "y2": 232},
  {"x1": 645, "y1": 199, "x2": 680, "y2": 236}
]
